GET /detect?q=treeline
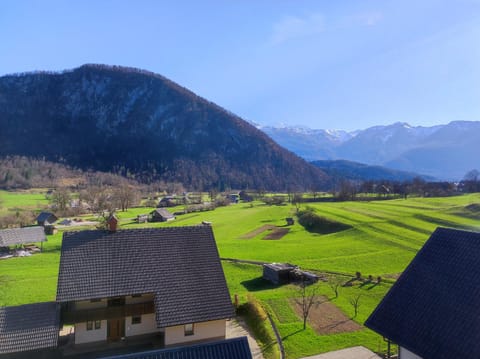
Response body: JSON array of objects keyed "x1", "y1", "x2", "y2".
[{"x1": 331, "y1": 173, "x2": 480, "y2": 201}]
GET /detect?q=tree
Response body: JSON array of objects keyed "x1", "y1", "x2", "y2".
[
  {"x1": 80, "y1": 185, "x2": 114, "y2": 215},
  {"x1": 51, "y1": 187, "x2": 71, "y2": 213},
  {"x1": 464, "y1": 169, "x2": 479, "y2": 182},
  {"x1": 349, "y1": 294, "x2": 362, "y2": 317},
  {"x1": 328, "y1": 276, "x2": 343, "y2": 298},
  {"x1": 112, "y1": 183, "x2": 138, "y2": 211},
  {"x1": 295, "y1": 280, "x2": 319, "y2": 330}
]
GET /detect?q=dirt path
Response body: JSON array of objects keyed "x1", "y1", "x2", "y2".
[
  {"x1": 240, "y1": 225, "x2": 275, "y2": 239},
  {"x1": 226, "y1": 318, "x2": 264, "y2": 359}
]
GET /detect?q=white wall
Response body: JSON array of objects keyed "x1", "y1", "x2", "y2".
[
  {"x1": 125, "y1": 313, "x2": 162, "y2": 337},
  {"x1": 164, "y1": 319, "x2": 226, "y2": 347},
  {"x1": 74, "y1": 320, "x2": 107, "y2": 344},
  {"x1": 400, "y1": 347, "x2": 423, "y2": 359}
]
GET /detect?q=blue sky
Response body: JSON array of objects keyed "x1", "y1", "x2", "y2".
[{"x1": 1, "y1": 0, "x2": 479, "y2": 131}]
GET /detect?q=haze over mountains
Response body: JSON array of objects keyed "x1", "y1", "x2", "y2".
[
  {"x1": 261, "y1": 121, "x2": 480, "y2": 181},
  {"x1": 0, "y1": 64, "x2": 327, "y2": 191}
]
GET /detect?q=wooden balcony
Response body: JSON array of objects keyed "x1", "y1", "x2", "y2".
[{"x1": 62, "y1": 301, "x2": 155, "y2": 323}]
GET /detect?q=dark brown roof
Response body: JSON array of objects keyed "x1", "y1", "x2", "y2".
[
  {"x1": 365, "y1": 227, "x2": 480, "y2": 359},
  {"x1": 56, "y1": 226, "x2": 233, "y2": 327},
  {"x1": 100, "y1": 337, "x2": 252, "y2": 359},
  {"x1": 0, "y1": 302, "x2": 60, "y2": 354},
  {"x1": 0, "y1": 226, "x2": 46, "y2": 246}
]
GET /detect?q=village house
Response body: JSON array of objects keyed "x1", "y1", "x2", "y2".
[
  {"x1": 0, "y1": 224, "x2": 237, "y2": 358},
  {"x1": 365, "y1": 227, "x2": 480, "y2": 359}
]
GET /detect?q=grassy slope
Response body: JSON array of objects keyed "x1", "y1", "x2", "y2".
[{"x1": 1, "y1": 192, "x2": 479, "y2": 357}]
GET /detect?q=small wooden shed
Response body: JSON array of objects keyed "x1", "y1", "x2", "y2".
[
  {"x1": 150, "y1": 208, "x2": 175, "y2": 222},
  {"x1": 263, "y1": 263, "x2": 297, "y2": 285}
]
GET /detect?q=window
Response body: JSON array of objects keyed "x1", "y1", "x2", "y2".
[
  {"x1": 132, "y1": 316, "x2": 142, "y2": 325},
  {"x1": 95, "y1": 320, "x2": 101, "y2": 330},
  {"x1": 86, "y1": 321, "x2": 93, "y2": 331},
  {"x1": 184, "y1": 323, "x2": 194, "y2": 336},
  {"x1": 132, "y1": 294, "x2": 142, "y2": 298}
]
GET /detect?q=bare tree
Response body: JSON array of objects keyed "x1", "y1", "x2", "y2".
[
  {"x1": 328, "y1": 276, "x2": 343, "y2": 298},
  {"x1": 112, "y1": 183, "x2": 139, "y2": 211},
  {"x1": 51, "y1": 187, "x2": 71, "y2": 213},
  {"x1": 295, "y1": 280, "x2": 319, "y2": 330},
  {"x1": 349, "y1": 294, "x2": 362, "y2": 317},
  {"x1": 80, "y1": 185, "x2": 114, "y2": 215}
]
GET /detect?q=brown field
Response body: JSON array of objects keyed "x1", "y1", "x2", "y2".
[{"x1": 291, "y1": 296, "x2": 362, "y2": 335}]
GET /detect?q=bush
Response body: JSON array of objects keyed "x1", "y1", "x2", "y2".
[
  {"x1": 297, "y1": 208, "x2": 351, "y2": 234},
  {"x1": 236, "y1": 295, "x2": 279, "y2": 359}
]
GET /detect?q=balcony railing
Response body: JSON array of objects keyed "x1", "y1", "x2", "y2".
[{"x1": 62, "y1": 301, "x2": 155, "y2": 323}]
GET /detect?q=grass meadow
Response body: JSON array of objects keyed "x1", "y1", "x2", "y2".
[{"x1": 1, "y1": 191, "x2": 479, "y2": 358}]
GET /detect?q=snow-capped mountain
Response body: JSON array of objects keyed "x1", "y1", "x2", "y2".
[{"x1": 261, "y1": 121, "x2": 480, "y2": 181}]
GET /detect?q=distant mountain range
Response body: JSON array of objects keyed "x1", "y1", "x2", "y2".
[
  {"x1": 0, "y1": 64, "x2": 328, "y2": 191},
  {"x1": 261, "y1": 121, "x2": 480, "y2": 181}
]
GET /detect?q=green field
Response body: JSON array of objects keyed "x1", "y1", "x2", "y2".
[
  {"x1": 0, "y1": 189, "x2": 49, "y2": 216},
  {"x1": 1, "y1": 192, "x2": 479, "y2": 358}
]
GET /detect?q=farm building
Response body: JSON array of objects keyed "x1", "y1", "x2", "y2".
[
  {"x1": 150, "y1": 208, "x2": 175, "y2": 222},
  {"x1": 365, "y1": 227, "x2": 480, "y2": 359},
  {"x1": 137, "y1": 214, "x2": 149, "y2": 223},
  {"x1": 227, "y1": 193, "x2": 239, "y2": 204},
  {"x1": 263, "y1": 263, "x2": 319, "y2": 285},
  {"x1": 263, "y1": 263, "x2": 297, "y2": 284},
  {"x1": 0, "y1": 225, "x2": 238, "y2": 357},
  {"x1": 157, "y1": 196, "x2": 176, "y2": 208},
  {"x1": 36, "y1": 212, "x2": 58, "y2": 226},
  {"x1": 0, "y1": 226, "x2": 47, "y2": 257}
]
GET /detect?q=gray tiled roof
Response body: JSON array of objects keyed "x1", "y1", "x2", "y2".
[
  {"x1": 0, "y1": 226, "x2": 46, "y2": 246},
  {"x1": 0, "y1": 302, "x2": 60, "y2": 354},
  {"x1": 365, "y1": 227, "x2": 480, "y2": 359},
  {"x1": 100, "y1": 337, "x2": 252, "y2": 359},
  {"x1": 56, "y1": 226, "x2": 234, "y2": 327}
]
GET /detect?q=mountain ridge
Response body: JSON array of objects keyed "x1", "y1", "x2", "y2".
[
  {"x1": 0, "y1": 64, "x2": 328, "y2": 191},
  {"x1": 261, "y1": 121, "x2": 479, "y2": 180}
]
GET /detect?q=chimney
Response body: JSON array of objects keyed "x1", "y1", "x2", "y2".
[{"x1": 107, "y1": 214, "x2": 118, "y2": 232}]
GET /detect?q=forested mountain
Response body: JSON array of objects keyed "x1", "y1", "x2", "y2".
[
  {"x1": 0, "y1": 64, "x2": 328, "y2": 191},
  {"x1": 311, "y1": 159, "x2": 435, "y2": 182}
]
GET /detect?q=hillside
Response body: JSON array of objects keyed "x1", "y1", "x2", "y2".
[{"x1": 0, "y1": 64, "x2": 328, "y2": 191}]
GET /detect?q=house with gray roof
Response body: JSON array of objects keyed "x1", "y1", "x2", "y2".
[
  {"x1": 0, "y1": 225, "x2": 235, "y2": 356},
  {"x1": 365, "y1": 227, "x2": 480, "y2": 359}
]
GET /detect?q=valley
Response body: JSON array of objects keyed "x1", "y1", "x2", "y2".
[{"x1": 1, "y1": 190, "x2": 479, "y2": 358}]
